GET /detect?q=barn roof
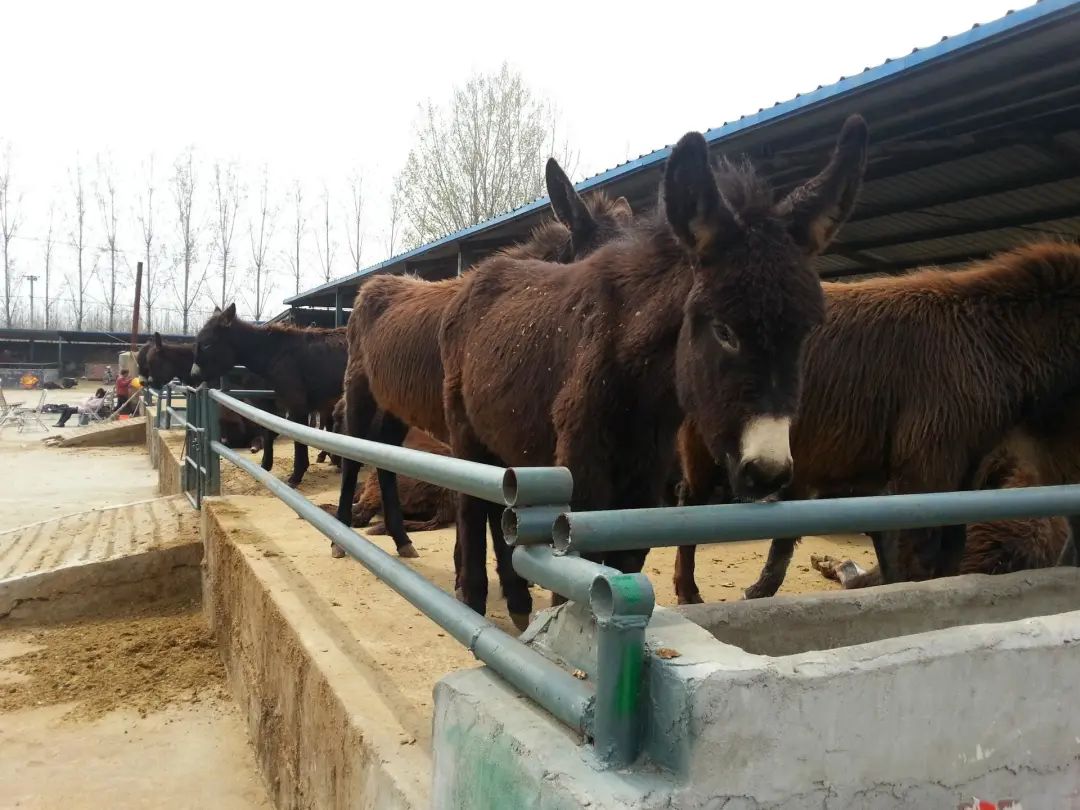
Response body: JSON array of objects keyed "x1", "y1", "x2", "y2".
[{"x1": 287, "y1": 0, "x2": 1080, "y2": 309}]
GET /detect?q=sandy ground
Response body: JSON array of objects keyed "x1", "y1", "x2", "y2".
[
  {"x1": 206, "y1": 436, "x2": 873, "y2": 604},
  {"x1": 0, "y1": 608, "x2": 269, "y2": 809}
]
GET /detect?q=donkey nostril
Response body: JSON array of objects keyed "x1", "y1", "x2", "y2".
[{"x1": 739, "y1": 458, "x2": 792, "y2": 498}]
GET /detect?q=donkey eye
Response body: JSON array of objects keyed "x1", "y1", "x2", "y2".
[{"x1": 710, "y1": 320, "x2": 739, "y2": 353}]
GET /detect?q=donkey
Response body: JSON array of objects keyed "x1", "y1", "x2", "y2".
[
  {"x1": 440, "y1": 116, "x2": 869, "y2": 621},
  {"x1": 337, "y1": 159, "x2": 634, "y2": 606},
  {"x1": 191, "y1": 305, "x2": 347, "y2": 487},
  {"x1": 138, "y1": 333, "x2": 266, "y2": 452},
  {"x1": 811, "y1": 396, "x2": 1080, "y2": 588},
  {"x1": 672, "y1": 241, "x2": 1080, "y2": 603}
]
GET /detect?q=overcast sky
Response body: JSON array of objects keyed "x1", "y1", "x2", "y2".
[{"x1": 1, "y1": 0, "x2": 1023, "y2": 326}]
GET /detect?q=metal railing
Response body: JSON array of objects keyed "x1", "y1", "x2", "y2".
[{"x1": 172, "y1": 384, "x2": 1080, "y2": 769}]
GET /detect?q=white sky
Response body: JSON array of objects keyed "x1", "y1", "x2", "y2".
[{"x1": 1, "y1": 0, "x2": 1024, "y2": 326}]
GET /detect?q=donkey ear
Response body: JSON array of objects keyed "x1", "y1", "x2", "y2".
[
  {"x1": 212, "y1": 306, "x2": 222, "y2": 316},
  {"x1": 545, "y1": 158, "x2": 594, "y2": 237},
  {"x1": 610, "y1": 196, "x2": 633, "y2": 222},
  {"x1": 222, "y1": 303, "x2": 237, "y2": 324},
  {"x1": 664, "y1": 131, "x2": 736, "y2": 257},
  {"x1": 153, "y1": 331, "x2": 163, "y2": 349},
  {"x1": 776, "y1": 114, "x2": 869, "y2": 255}
]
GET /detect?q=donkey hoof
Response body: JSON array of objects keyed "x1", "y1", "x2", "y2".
[
  {"x1": 454, "y1": 587, "x2": 466, "y2": 603},
  {"x1": 398, "y1": 543, "x2": 419, "y2": 559},
  {"x1": 676, "y1": 591, "x2": 704, "y2": 606},
  {"x1": 510, "y1": 612, "x2": 531, "y2": 632},
  {"x1": 286, "y1": 478, "x2": 302, "y2": 489},
  {"x1": 330, "y1": 543, "x2": 346, "y2": 559},
  {"x1": 743, "y1": 581, "x2": 776, "y2": 600}
]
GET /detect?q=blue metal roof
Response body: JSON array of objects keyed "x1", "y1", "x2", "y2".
[{"x1": 287, "y1": 0, "x2": 1080, "y2": 305}]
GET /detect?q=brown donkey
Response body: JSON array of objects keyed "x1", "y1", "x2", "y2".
[
  {"x1": 441, "y1": 117, "x2": 869, "y2": 621},
  {"x1": 811, "y1": 399, "x2": 1080, "y2": 588},
  {"x1": 192, "y1": 304, "x2": 347, "y2": 487},
  {"x1": 673, "y1": 241, "x2": 1080, "y2": 603},
  {"x1": 336, "y1": 159, "x2": 634, "y2": 607}
]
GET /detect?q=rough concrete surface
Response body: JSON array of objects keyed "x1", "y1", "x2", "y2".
[
  {"x1": 678, "y1": 566, "x2": 1080, "y2": 656},
  {"x1": 203, "y1": 497, "x2": 433, "y2": 810},
  {"x1": 42, "y1": 416, "x2": 146, "y2": 448},
  {"x1": 506, "y1": 583, "x2": 1080, "y2": 809},
  {"x1": 0, "y1": 495, "x2": 201, "y2": 625}
]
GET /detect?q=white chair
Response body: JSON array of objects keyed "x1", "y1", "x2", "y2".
[
  {"x1": 10, "y1": 390, "x2": 49, "y2": 433},
  {"x1": 85, "y1": 390, "x2": 115, "y2": 426},
  {"x1": 0, "y1": 388, "x2": 23, "y2": 422}
]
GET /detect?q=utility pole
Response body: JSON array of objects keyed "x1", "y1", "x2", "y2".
[
  {"x1": 23, "y1": 274, "x2": 38, "y2": 329},
  {"x1": 130, "y1": 261, "x2": 143, "y2": 352}
]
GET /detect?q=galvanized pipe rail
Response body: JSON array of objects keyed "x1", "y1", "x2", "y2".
[
  {"x1": 554, "y1": 485, "x2": 1080, "y2": 555},
  {"x1": 186, "y1": 388, "x2": 651, "y2": 766}
]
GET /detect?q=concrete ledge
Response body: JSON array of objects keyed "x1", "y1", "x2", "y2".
[
  {"x1": 157, "y1": 431, "x2": 184, "y2": 496},
  {"x1": 44, "y1": 416, "x2": 147, "y2": 448},
  {"x1": 202, "y1": 499, "x2": 428, "y2": 810},
  {"x1": 678, "y1": 567, "x2": 1080, "y2": 656},
  {"x1": 0, "y1": 540, "x2": 202, "y2": 626}
]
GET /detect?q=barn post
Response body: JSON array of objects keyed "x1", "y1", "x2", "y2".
[{"x1": 334, "y1": 287, "x2": 344, "y2": 327}]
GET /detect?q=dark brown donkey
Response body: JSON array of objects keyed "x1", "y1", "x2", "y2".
[
  {"x1": 138, "y1": 333, "x2": 266, "y2": 452},
  {"x1": 673, "y1": 241, "x2": 1080, "y2": 603},
  {"x1": 192, "y1": 304, "x2": 347, "y2": 487},
  {"x1": 336, "y1": 159, "x2": 634, "y2": 607},
  {"x1": 811, "y1": 396, "x2": 1080, "y2": 587},
  {"x1": 441, "y1": 117, "x2": 869, "y2": 621}
]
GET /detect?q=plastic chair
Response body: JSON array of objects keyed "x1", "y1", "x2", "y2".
[{"x1": 85, "y1": 390, "x2": 115, "y2": 426}]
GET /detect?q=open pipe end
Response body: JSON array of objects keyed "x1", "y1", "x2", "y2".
[
  {"x1": 552, "y1": 513, "x2": 571, "y2": 554},
  {"x1": 502, "y1": 469, "x2": 519, "y2": 507},
  {"x1": 589, "y1": 577, "x2": 614, "y2": 621},
  {"x1": 501, "y1": 508, "x2": 518, "y2": 545}
]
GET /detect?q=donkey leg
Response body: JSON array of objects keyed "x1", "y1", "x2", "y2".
[
  {"x1": 286, "y1": 412, "x2": 311, "y2": 488},
  {"x1": 934, "y1": 524, "x2": 967, "y2": 578},
  {"x1": 744, "y1": 538, "x2": 799, "y2": 599},
  {"x1": 488, "y1": 504, "x2": 532, "y2": 631},
  {"x1": 457, "y1": 493, "x2": 489, "y2": 616},
  {"x1": 261, "y1": 429, "x2": 276, "y2": 471},
  {"x1": 371, "y1": 412, "x2": 418, "y2": 558},
  {"x1": 674, "y1": 546, "x2": 704, "y2": 605},
  {"x1": 333, "y1": 379, "x2": 379, "y2": 557}
]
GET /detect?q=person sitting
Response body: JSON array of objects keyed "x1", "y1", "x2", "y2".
[{"x1": 54, "y1": 388, "x2": 107, "y2": 427}]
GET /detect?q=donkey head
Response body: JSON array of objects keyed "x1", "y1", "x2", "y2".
[
  {"x1": 546, "y1": 158, "x2": 633, "y2": 260},
  {"x1": 143, "y1": 332, "x2": 193, "y2": 388},
  {"x1": 192, "y1": 303, "x2": 240, "y2": 382},
  {"x1": 666, "y1": 115, "x2": 868, "y2": 501}
]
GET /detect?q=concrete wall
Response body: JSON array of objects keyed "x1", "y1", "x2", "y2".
[
  {"x1": 202, "y1": 501, "x2": 429, "y2": 810},
  {"x1": 157, "y1": 432, "x2": 184, "y2": 496},
  {"x1": 434, "y1": 569, "x2": 1080, "y2": 809}
]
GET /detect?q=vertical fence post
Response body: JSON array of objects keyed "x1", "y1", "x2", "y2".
[
  {"x1": 590, "y1": 572, "x2": 655, "y2": 767},
  {"x1": 164, "y1": 384, "x2": 173, "y2": 429},
  {"x1": 205, "y1": 390, "x2": 221, "y2": 496}
]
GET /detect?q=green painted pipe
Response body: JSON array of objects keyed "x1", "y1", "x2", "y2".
[
  {"x1": 556, "y1": 485, "x2": 1080, "y2": 554},
  {"x1": 211, "y1": 441, "x2": 596, "y2": 736},
  {"x1": 208, "y1": 389, "x2": 570, "y2": 507}
]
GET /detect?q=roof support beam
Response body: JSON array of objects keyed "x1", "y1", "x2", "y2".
[{"x1": 835, "y1": 202, "x2": 1080, "y2": 253}]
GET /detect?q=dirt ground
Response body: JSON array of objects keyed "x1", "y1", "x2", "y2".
[
  {"x1": 0, "y1": 604, "x2": 270, "y2": 809},
  {"x1": 211, "y1": 438, "x2": 872, "y2": 604}
]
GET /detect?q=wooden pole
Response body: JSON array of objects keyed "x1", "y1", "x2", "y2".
[{"x1": 131, "y1": 261, "x2": 143, "y2": 352}]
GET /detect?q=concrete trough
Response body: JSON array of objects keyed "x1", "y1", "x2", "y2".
[{"x1": 433, "y1": 568, "x2": 1080, "y2": 809}]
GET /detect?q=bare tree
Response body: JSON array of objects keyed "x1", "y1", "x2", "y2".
[
  {"x1": 247, "y1": 166, "x2": 276, "y2": 321},
  {"x1": 0, "y1": 143, "x2": 21, "y2": 328},
  {"x1": 43, "y1": 204, "x2": 56, "y2": 329},
  {"x1": 385, "y1": 175, "x2": 404, "y2": 259},
  {"x1": 95, "y1": 156, "x2": 121, "y2": 330},
  {"x1": 397, "y1": 63, "x2": 578, "y2": 244},
  {"x1": 68, "y1": 160, "x2": 96, "y2": 330},
  {"x1": 136, "y1": 155, "x2": 163, "y2": 331},
  {"x1": 287, "y1": 181, "x2": 306, "y2": 296},
  {"x1": 170, "y1": 148, "x2": 205, "y2": 333},
  {"x1": 211, "y1": 161, "x2": 242, "y2": 307},
  {"x1": 345, "y1": 172, "x2": 364, "y2": 273},
  {"x1": 313, "y1": 185, "x2": 336, "y2": 283}
]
